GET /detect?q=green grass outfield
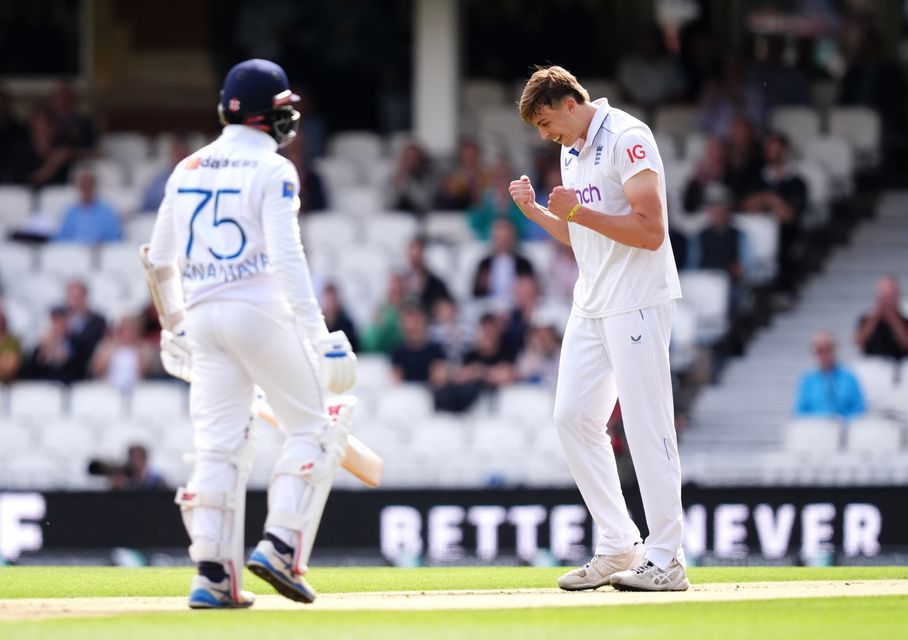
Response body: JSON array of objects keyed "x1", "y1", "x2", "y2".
[{"x1": 1, "y1": 566, "x2": 906, "y2": 640}]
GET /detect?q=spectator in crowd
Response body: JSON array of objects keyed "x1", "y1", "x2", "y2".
[
  {"x1": 294, "y1": 88, "x2": 327, "y2": 161},
  {"x1": 390, "y1": 304, "x2": 445, "y2": 383},
  {"x1": 460, "y1": 312, "x2": 518, "y2": 391},
  {"x1": 20, "y1": 306, "x2": 79, "y2": 382},
  {"x1": 678, "y1": 19, "x2": 719, "y2": 102},
  {"x1": 90, "y1": 316, "x2": 156, "y2": 391},
  {"x1": 749, "y1": 36, "x2": 810, "y2": 111},
  {"x1": 690, "y1": 184, "x2": 747, "y2": 311},
  {"x1": 281, "y1": 132, "x2": 327, "y2": 213},
  {"x1": 55, "y1": 168, "x2": 123, "y2": 244},
  {"x1": 501, "y1": 274, "x2": 541, "y2": 356},
  {"x1": 471, "y1": 218, "x2": 535, "y2": 305},
  {"x1": 63, "y1": 280, "x2": 107, "y2": 381},
  {"x1": 668, "y1": 224, "x2": 689, "y2": 272},
  {"x1": 741, "y1": 132, "x2": 807, "y2": 299},
  {"x1": 321, "y1": 282, "x2": 360, "y2": 353},
  {"x1": 839, "y1": 20, "x2": 907, "y2": 150},
  {"x1": 682, "y1": 137, "x2": 726, "y2": 213},
  {"x1": 794, "y1": 330, "x2": 866, "y2": 420},
  {"x1": 854, "y1": 275, "x2": 908, "y2": 361},
  {"x1": 434, "y1": 138, "x2": 486, "y2": 210},
  {"x1": 96, "y1": 444, "x2": 168, "y2": 491},
  {"x1": 615, "y1": 22, "x2": 684, "y2": 109},
  {"x1": 29, "y1": 83, "x2": 97, "y2": 187},
  {"x1": 402, "y1": 235, "x2": 451, "y2": 313},
  {"x1": 690, "y1": 184, "x2": 745, "y2": 281},
  {"x1": 23, "y1": 103, "x2": 68, "y2": 187},
  {"x1": 429, "y1": 296, "x2": 472, "y2": 364},
  {"x1": 361, "y1": 272, "x2": 406, "y2": 353},
  {"x1": 722, "y1": 116, "x2": 764, "y2": 204},
  {"x1": 385, "y1": 141, "x2": 436, "y2": 216},
  {"x1": 548, "y1": 241, "x2": 579, "y2": 305},
  {"x1": 516, "y1": 323, "x2": 561, "y2": 389},
  {"x1": 0, "y1": 89, "x2": 31, "y2": 184},
  {"x1": 468, "y1": 156, "x2": 528, "y2": 241},
  {"x1": 697, "y1": 58, "x2": 765, "y2": 139},
  {"x1": 0, "y1": 305, "x2": 22, "y2": 383},
  {"x1": 140, "y1": 137, "x2": 190, "y2": 212}
]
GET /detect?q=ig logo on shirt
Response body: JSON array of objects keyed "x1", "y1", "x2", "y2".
[{"x1": 625, "y1": 145, "x2": 646, "y2": 163}]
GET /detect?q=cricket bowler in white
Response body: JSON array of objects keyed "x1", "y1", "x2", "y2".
[
  {"x1": 509, "y1": 66, "x2": 688, "y2": 591},
  {"x1": 145, "y1": 59, "x2": 357, "y2": 608}
]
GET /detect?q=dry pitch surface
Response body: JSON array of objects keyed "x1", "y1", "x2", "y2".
[{"x1": 3, "y1": 579, "x2": 907, "y2": 620}]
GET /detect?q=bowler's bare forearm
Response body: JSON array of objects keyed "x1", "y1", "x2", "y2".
[{"x1": 522, "y1": 203, "x2": 572, "y2": 245}]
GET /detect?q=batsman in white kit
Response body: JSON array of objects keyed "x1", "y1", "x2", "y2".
[
  {"x1": 143, "y1": 59, "x2": 358, "y2": 608},
  {"x1": 510, "y1": 66, "x2": 689, "y2": 591}
]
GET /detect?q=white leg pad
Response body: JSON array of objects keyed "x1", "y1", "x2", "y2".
[
  {"x1": 175, "y1": 430, "x2": 256, "y2": 593},
  {"x1": 265, "y1": 399, "x2": 355, "y2": 574}
]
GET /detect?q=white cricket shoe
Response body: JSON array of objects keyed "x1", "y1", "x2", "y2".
[
  {"x1": 188, "y1": 574, "x2": 255, "y2": 609},
  {"x1": 557, "y1": 543, "x2": 645, "y2": 591},
  {"x1": 609, "y1": 559, "x2": 690, "y2": 592},
  {"x1": 247, "y1": 538, "x2": 317, "y2": 604}
]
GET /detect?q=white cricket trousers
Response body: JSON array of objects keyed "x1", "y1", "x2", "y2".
[
  {"x1": 185, "y1": 299, "x2": 328, "y2": 553},
  {"x1": 553, "y1": 301, "x2": 683, "y2": 569}
]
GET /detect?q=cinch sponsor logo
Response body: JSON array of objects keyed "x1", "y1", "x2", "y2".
[
  {"x1": 185, "y1": 156, "x2": 258, "y2": 170},
  {"x1": 574, "y1": 183, "x2": 602, "y2": 204}
]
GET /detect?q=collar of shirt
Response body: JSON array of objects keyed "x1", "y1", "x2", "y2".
[
  {"x1": 220, "y1": 124, "x2": 278, "y2": 152},
  {"x1": 569, "y1": 98, "x2": 611, "y2": 156}
]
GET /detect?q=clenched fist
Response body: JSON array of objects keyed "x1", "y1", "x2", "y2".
[
  {"x1": 509, "y1": 175, "x2": 536, "y2": 213},
  {"x1": 547, "y1": 186, "x2": 580, "y2": 220}
]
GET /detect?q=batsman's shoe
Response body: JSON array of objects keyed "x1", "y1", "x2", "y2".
[
  {"x1": 188, "y1": 574, "x2": 255, "y2": 609},
  {"x1": 247, "y1": 539, "x2": 317, "y2": 604},
  {"x1": 557, "y1": 543, "x2": 645, "y2": 591},
  {"x1": 609, "y1": 559, "x2": 690, "y2": 592}
]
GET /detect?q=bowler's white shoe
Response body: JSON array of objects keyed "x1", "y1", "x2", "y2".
[
  {"x1": 557, "y1": 543, "x2": 645, "y2": 591},
  {"x1": 247, "y1": 539, "x2": 317, "y2": 604},
  {"x1": 609, "y1": 559, "x2": 690, "y2": 592},
  {"x1": 188, "y1": 574, "x2": 255, "y2": 609}
]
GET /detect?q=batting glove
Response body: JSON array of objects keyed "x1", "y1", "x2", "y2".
[
  {"x1": 317, "y1": 331, "x2": 357, "y2": 394},
  {"x1": 160, "y1": 327, "x2": 192, "y2": 383}
]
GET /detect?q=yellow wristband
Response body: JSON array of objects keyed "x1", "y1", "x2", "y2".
[{"x1": 567, "y1": 203, "x2": 581, "y2": 222}]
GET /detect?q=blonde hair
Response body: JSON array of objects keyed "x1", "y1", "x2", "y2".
[{"x1": 518, "y1": 65, "x2": 589, "y2": 124}]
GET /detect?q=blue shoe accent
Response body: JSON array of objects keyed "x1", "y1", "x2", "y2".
[
  {"x1": 189, "y1": 589, "x2": 224, "y2": 608},
  {"x1": 247, "y1": 540, "x2": 316, "y2": 604}
]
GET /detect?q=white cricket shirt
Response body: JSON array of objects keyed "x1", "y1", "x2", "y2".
[
  {"x1": 148, "y1": 125, "x2": 327, "y2": 340},
  {"x1": 560, "y1": 99, "x2": 681, "y2": 317}
]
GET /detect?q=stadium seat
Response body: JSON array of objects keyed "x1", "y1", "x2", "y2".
[
  {"x1": 802, "y1": 136, "x2": 854, "y2": 196},
  {"x1": 86, "y1": 272, "x2": 132, "y2": 321},
  {"x1": 769, "y1": 106, "x2": 821, "y2": 150},
  {"x1": 795, "y1": 160, "x2": 832, "y2": 228},
  {"x1": 828, "y1": 107, "x2": 880, "y2": 167},
  {"x1": 361, "y1": 212, "x2": 420, "y2": 255},
  {"x1": 0, "y1": 420, "x2": 35, "y2": 454},
  {"x1": 469, "y1": 418, "x2": 531, "y2": 455},
  {"x1": 846, "y1": 416, "x2": 902, "y2": 457},
  {"x1": 352, "y1": 355, "x2": 393, "y2": 396},
  {"x1": 497, "y1": 384, "x2": 555, "y2": 425},
  {"x1": 522, "y1": 240, "x2": 555, "y2": 273},
  {"x1": 654, "y1": 133, "x2": 680, "y2": 162},
  {"x1": 677, "y1": 270, "x2": 730, "y2": 344},
  {"x1": 463, "y1": 79, "x2": 507, "y2": 112},
  {"x1": 36, "y1": 185, "x2": 78, "y2": 226},
  {"x1": 422, "y1": 241, "x2": 456, "y2": 276},
  {"x1": 301, "y1": 215, "x2": 358, "y2": 248},
  {"x1": 70, "y1": 381, "x2": 127, "y2": 421},
  {"x1": 0, "y1": 186, "x2": 33, "y2": 230},
  {"x1": 100, "y1": 420, "x2": 160, "y2": 457},
  {"x1": 99, "y1": 185, "x2": 140, "y2": 217},
  {"x1": 100, "y1": 132, "x2": 151, "y2": 164},
  {"x1": 130, "y1": 381, "x2": 188, "y2": 420},
  {"x1": 0, "y1": 241, "x2": 35, "y2": 276},
  {"x1": 8, "y1": 381, "x2": 67, "y2": 421},
  {"x1": 407, "y1": 414, "x2": 469, "y2": 456},
  {"x1": 84, "y1": 158, "x2": 127, "y2": 188},
  {"x1": 39, "y1": 418, "x2": 95, "y2": 458},
  {"x1": 333, "y1": 186, "x2": 384, "y2": 217},
  {"x1": 3, "y1": 271, "x2": 65, "y2": 316},
  {"x1": 1, "y1": 298, "x2": 37, "y2": 348},
  {"x1": 654, "y1": 105, "x2": 697, "y2": 136},
  {"x1": 131, "y1": 158, "x2": 168, "y2": 193},
  {"x1": 682, "y1": 131, "x2": 707, "y2": 161},
  {"x1": 37, "y1": 243, "x2": 95, "y2": 278},
  {"x1": 3, "y1": 451, "x2": 68, "y2": 489},
  {"x1": 98, "y1": 242, "x2": 145, "y2": 282},
  {"x1": 850, "y1": 356, "x2": 898, "y2": 413},
  {"x1": 425, "y1": 211, "x2": 473, "y2": 244},
  {"x1": 784, "y1": 417, "x2": 842, "y2": 454},
  {"x1": 329, "y1": 132, "x2": 385, "y2": 163},
  {"x1": 670, "y1": 301, "x2": 698, "y2": 373},
  {"x1": 732, "y1": 213, "x2": 779, "y2": 285},
  {"x1": 124, "y1": 215, "x2": 157, "y2": 245},
  {"x1": 375, "y1": 384, "x2": 434, "y2": 422}
]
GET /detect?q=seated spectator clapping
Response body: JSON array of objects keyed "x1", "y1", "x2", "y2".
[
  {"x1": 90, "y1": 316, "x2": 156, "y2": 391},
  {"x1": 855, "y1": 274, "x2": 908, "y2": 361},
  {"x1": 20, "y1": 306, "x2": 79, "y2": 383},
  {"x1": 794, "y1": 330, "x2": 866, "y2": 421},
  {"x1": 402, "y1": 235, "x2": 451, "y2": 313},
  {"x1": 390, "y1": 304, "x2": 446, "y2": 383},
  {"x1": 472, "y1": 218, "x2": 535, "y2": 306},
  {"x1": 386, "y1": 141, "x2": 436, "y2": 216}
]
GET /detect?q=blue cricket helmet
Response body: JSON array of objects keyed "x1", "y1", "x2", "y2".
[{"x1": 218, "y1": 59, "x2": 301, "y2": 147}]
